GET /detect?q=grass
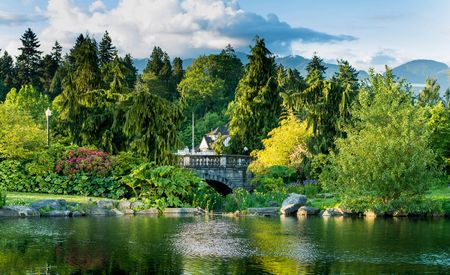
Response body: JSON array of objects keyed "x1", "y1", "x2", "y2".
[
  {"x1": 308, "y1": 197, "x2": 340, "y2": 210},
  {"x1": 5, "y1": 192, "x2": 110, "y2": 206},
  {"x1": 426, "y1": 184, "x2": 450, "y2": 200}
]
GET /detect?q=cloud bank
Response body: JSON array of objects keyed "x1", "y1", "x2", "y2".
[{"x1": 40, "y1": 0, "x2": 355, "y2": 58}]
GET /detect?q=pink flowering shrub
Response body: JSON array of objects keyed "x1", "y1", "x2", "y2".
[{"x1": 55, "y1": 147, "x2": 113, "y2": 177}]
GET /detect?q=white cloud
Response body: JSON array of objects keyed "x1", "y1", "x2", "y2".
[{"x1": 39, "y1": 0, "x2": 353, "y2": 58}]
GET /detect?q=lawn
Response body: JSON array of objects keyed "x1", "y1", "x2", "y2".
[{"x1": 5, "y1": 192, "x2": 110, "y2": 206}]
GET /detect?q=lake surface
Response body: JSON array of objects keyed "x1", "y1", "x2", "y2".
[{"x1": 0, "y1": 215, "x2": 448, "y2": 274}]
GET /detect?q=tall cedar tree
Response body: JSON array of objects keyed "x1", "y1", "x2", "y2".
[
  {"x1": 16, "y1": 28, "x2": 42, "y2": 89},
  {"x1": 228, "y1": 37, "x2": 281, "y2": 154},
  {"x1": 40, "y1": 41, "x2": 62, "y2": 97},
  {"x1": 172, "y1": 57, "x2": 184, "y2": 85}
]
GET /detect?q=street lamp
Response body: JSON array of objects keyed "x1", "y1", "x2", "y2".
[{"x1": 45, "y1": 107, "x2": 52, "y2": 146}]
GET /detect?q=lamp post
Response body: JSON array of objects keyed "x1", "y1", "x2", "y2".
[{"x1": 45, "y1": 108, "x2": 52, "y2": 146}]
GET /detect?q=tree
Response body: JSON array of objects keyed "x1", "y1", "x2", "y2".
[
  {"x1": 172, "y1": 57, "x2": 184, "y2": 85},
  {"x1": 228, "y1": 37, "x2": 281, "y2": 154},
  {"x1": 0, "y1": 103, "x2": 46, "y2": 159},
  {"x1": 144, "y1": 46, "x2": 164, "y2": 76},
  {"x1": 98, "y1": 31, "x2": 116, "y2": 67},
  {"x1": 4, "y1": 85, "x2": 49, "y2": 125},
  {"x1": 444, "y1": 88, "x2": 450, "y2": 108},
  {"x1": 323, "y1": 70, "x2": 437, "y2": 206},
  {"x1": 0, "y1": 51, "x2": 15, "y2": 101},
  {"x1": 249, "y1": 114, "x2": 311, "y2": 173},
  {"x1": 417, "y1": 78, "x2": 441, "y2": 106},
  {"x1": 427, "y1": 102, "x2": 450, "y2": 175},
  {"x1": 123, "y1": 81, "x2": 182, "y2": 164},
  {"x1": 123, "y1": 54, "x2": 138, "y2": 89},
  {"x1": 16, "y1": 28, "x2": 42, "y2": 88}
]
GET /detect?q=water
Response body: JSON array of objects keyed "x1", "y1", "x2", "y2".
[{"x1": 0, "y1": 216, "x2": 449, "y2": 274}]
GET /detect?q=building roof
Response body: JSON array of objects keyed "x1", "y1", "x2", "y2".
[{"x1": 207, "y1": 122, "x2": 229, "y2": 136}]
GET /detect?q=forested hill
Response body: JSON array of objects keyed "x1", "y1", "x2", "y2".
[{"x1": 134, "y1": 54, "x2": 449, "y2": 92}]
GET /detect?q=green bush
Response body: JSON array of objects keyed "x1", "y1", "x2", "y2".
[
  {"x1": 122, "y1": 163, "x2": 221, "y2": 210},
  {"x1": 222, "y1": 188, "x2": 287, "y2": 212},
  {"x1": 0, "y1": 189, "x2": 6, "y2": 207},
  {"x1": 0, "y1": 160, "x2": 33, "y2": 192},
  {"x1": 252, "y1": 165, "x2": 298, "y2": 192}
]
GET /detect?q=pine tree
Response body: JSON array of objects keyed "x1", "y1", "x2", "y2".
[
  {"x1": 144, "y1": 46, "x2": 164, "y2": 75},
  {"x1": 228, "y1": 37, "x2": 281, "y2": 154},
  {"x1": 418, "y1": 78, "x2": 441, "y2": 107},
  {"x1": 16, "y1": 28, "x2": 42, "y2": 88},
  {"x1": 122, "y1": 53, "x2": 138, "y2": 89},
  {"x1": 0, "y1": 51, "x2": 15, "y2": 101},
  {"x1": 99, "y1": 31, "x2": 116, "y2": 67}
]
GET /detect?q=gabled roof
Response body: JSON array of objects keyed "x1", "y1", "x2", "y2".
[{"x1": 207, "y1": 122, "x2": 229, "y2": 136}]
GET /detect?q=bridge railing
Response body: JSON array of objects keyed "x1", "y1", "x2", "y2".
[{"x1": 179, "y1": 155, "x2": 252, "y2": 169}]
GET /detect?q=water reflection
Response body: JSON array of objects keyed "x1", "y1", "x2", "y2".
[{"x1": 0, "y1": 216, "x2": 448, "y2": 274}]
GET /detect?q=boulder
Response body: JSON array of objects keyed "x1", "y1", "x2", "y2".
[
  {"x1": 248, "y1": 207, "x2": 279, "y2": 216},
  {"x1": 71, "y1": 211, "x2": 83, "y2": 217},
  {"x1": 111, "y1": 208, "x2": 124, "y2": 216},
  {"x1": 297, "y1": 206, "x2": 320, "y2": 216},
  {"x1": 43, "y1": 210, "x2": 71, "y2": 217},
  {"x1": 4, "y1": 206, "x2": 40, "y2": 217},
  {"x1": 96, "y1": 200, "x2": 115, "y2": 209},
  {"x1": 321, "y1": 208, "x2": 344, "y2": 217},
  {"x1": 163, "y1": 208, "x2": 204, "y2": 216},
  {"x1": 122, "y1": 208, "x2": 134, "y2": 215},
  {"x1": 0, "y1": 208, "x2": 20, "y2": 217},
  {"x1": 86, "y1": 206, "x2": 115, "y2": 216},
  {"x1": 31, "y1": 200, "x2": 67, "y2": 210},
  {"x1": 135, "y1": 208, "x2": 159, "y2": 215},
  {"x1": 118, "y1": 200, "x2": 131, "y2": 210},
  {"x1": 392, "y1": 210, "x2": 407, "y2": 217},
  {"x1": 364, "y1": 211, "x2": 378, "y2": 218},
  {"x1": 280, "y1": 193, "x2": 307, "y2": 215}
]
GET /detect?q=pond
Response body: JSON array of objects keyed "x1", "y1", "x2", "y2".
[{"x1": 0, "y1": 216, "x2": 449, "y2": 274}]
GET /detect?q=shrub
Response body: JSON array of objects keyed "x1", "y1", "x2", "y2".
[
  {"x1": 0, "y1": 160, "x2": 33, "y2": 192},
  {"x1": 0, "y1": 189, "x2": 6, "y2": 207},
  {"x1": 222, "y1": 188, "x2": 287, "y2": 212},
  {"x1": 56, "y1": 147, "x2": 112, "y2": 177},
  {"x1": 251, "y1": 165, "x2": 298, "y2": 192},
  {"x1": 122, "y1": 163, "x2": 220, "y2": 210}
]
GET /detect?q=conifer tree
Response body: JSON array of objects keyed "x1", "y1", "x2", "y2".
[
  {"x1": 144, "y1": 46, "x2": 164, "y2": 75},
  {"x1": 99, "y1": 31, "x2": 116, "y2": 67},
  {"x1": 0, "y1": 51, "x2": 15, "y2": 101},
  {"x1": 16, "y1": 28, "x2": 42, "y2": 88},
  {"x1": 172, "y1": 57, "x2": 184, "y2": 85},
  {"x1": 228, "y1": 37, "x2": 281, "y2": 154}
]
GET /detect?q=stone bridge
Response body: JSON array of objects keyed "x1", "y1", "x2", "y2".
[{"x1": 179, "y1": 155, "x2": 253, "y2": 194}]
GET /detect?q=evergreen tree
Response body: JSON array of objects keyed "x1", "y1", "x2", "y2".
[
  {"x1": 228, "y1": 37, "x2": 281, "y2": 154},
  {"x1": 144, "y1": 46, "x2": 164, "y2": 75},
  {"x1": 160, "y1": 53, "x2": 172, "y2": 83},
  {"x1": 0, "y1": 51, "x2": 15, "y2": 101},
  {"x1": 98, "y1": 31, "x2": 116, "y2": 67},
  {"x1": 418, "y1": 78, "x2": 441, "y2": 107},
  {"x1": 51, "y1": 41, "x2": 63, "y2": 64},
  {"x1": 172, "y1": 57, "x2": 184, "y2": 85},
  {"x1": 123, "y1": 53, "x2": 138, "y2": 89},
  {"x1": 16, "y1": 28, "x2": 42, "y2": 88}
]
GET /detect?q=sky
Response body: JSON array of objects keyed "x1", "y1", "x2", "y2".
[{"x1": 0, "y1": 0, "x2": 448, "y2": 71}]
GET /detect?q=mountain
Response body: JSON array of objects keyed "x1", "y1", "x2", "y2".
[
  {"x1": 392, "y1": 60, "x2": 450, "y2": 94},
  {"x1": 133, "y1": 54, "x2": 448, "y2": 93}
]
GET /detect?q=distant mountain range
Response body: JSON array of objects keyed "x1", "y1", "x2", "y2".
[{"x1": 133, "y1": 53, "x2": 449, "y2": 94}]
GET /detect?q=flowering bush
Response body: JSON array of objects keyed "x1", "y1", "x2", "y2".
[{"x1": 55, "y1": 147, "x2": 113, "y2": 177}]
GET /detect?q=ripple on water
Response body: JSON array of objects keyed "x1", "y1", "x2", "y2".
[{"x1": 172, "y1": 219, "x2": 255, "y2": 258}]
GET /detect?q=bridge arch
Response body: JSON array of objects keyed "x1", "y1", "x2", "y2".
[{"x1": 179, "y1": 154, "x2": 253, "y2": 192}]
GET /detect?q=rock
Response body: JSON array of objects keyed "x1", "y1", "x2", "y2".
[
  {"x1": 118, "y1": 200, "x2": 131, "y2": 210},
  {"x1": 71, "y1": 211, "x2": 83, "y2": 217},
  {"x1": 131, "y1": 201, "x2": 145, "y2": 210},
  {"x1": 297, "y1": 206, "x2": 320, "y2": 216},
  {"x1": 364, "y1": 211, "x2": 378, "y2": 218},
  {"x1": 163, "y1": 208, "x2": 205, "y2": 216},
  {"x1": 321, "y1": 208, "x2": 344, "y2": 216},
  {"x1": 280, "y1": 193, "x2": 307, "y2": 215},
  {"x1": 122, "y1": 208, "x2": 135, "y2": 215},
  {"x1": 31, "y1": 200, "x2": 67, "y2": 210},
  {"x1": 4, "y1": 206, "x2": 40, "y2": 217},
  {"x1": 248, "y1": 207, "x2": 279, "y2": 216},
  {"x1": 135, "y1": 208, "x2": 159, "y2": 215},
  {"x1": 96, "y1": 200, "x2": 115, "y2": 209},
  {"x1": 86, "y1": 206, "x2": 115, "y2": 216},
  {"x1": 0, "y1": 208, "x2": 20, "y2": 217},
  {"x1": 43, "y1": 210, "x2": 71, "y2": 217},
  {"x1": 111, "y1": 208, "x2": 124, "y2": 216},
  {"x1": 234, "y1": 210, "x2": 241, "y2": 217}
]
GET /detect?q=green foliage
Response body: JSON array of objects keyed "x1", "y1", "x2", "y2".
[
  {"x1": 417, "y1": 78, "x2": 441, "y2": 107},
  {"x1": 222, "y1": 188, "x2": 286, "y2": 212},
  {"x1": 228, "y1": 37, "x2": 281, "y2": 154},
  {"x1": 323, "y1": 69, "x2": 439, "y2": 205},
  {"x1": 123, "y1": 82, "x2": 182, "y2": 164},
  {"x1": 251, "y1": 165, "x2": 298, "y2": 192},
  {"x1": 179, "y1": 111, "x2": 228, "y2": 148},
  {"x1": 0, "y1": 104, "x2": 46, "y2": 160},
  {"x1": 16, "y1": 28, "x2": 42, "y2": 89},
  {"x1": 250, "y1": 114, "x2": 311, "y2": 173},
  {"x1": 4, "y1": 85, "x2": 49, "y2": 124},
  {"x1": 121, "y1": 163, "x2": 218, "y2": 210},
  {"x1": 0, "y1": 188, "x2": 6, "y2": 207},
  {"x1": 426, "y1": 102, "x2": 450, "y2": 175},
  {"x1": 0, "y1": 160, "x2": 32, "y2": 192}
]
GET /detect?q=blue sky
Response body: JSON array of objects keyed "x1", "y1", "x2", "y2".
[{"x1": 0, "y1": 0, "x2": 448, "y2": 70}]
